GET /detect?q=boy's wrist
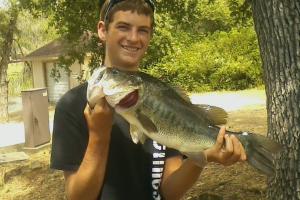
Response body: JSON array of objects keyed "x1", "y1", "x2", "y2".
[
  {"x1": 204, "y1": 149, "x2": 215, "y2": 163},
  {"x1": 187, "y1": 151, "x2": 208, "y2": 168},
  {"x1": 89, "y1": 131, "x2": 111, "y2": 144}
]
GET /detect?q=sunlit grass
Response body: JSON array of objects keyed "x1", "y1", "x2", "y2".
[{"x1": 7, "y1": 63, "x2": 33, "y2": 97}]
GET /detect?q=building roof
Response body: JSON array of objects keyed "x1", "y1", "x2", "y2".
[{"x1": 22, "y1": 38, "x2": 67, "y2": 61}]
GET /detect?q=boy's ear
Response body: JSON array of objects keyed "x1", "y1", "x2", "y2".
[{"x1": 98, "y1": 21, "x2": 106, "y2": 41}]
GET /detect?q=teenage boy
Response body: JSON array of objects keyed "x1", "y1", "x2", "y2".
[{"x1": 50, "y1": 0, "x2": 247, "y2": 200}]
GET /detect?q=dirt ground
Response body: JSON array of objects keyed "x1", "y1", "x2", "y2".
[{"x1": 0, "y1": 105, "x2": 269, "y2": 200}]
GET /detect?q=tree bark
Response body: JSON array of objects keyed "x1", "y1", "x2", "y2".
[
  {"x1": 251, "y1": 0, "x2": 300, "y2": 199},
  {"x1": 0, "y1": 7, "x2": 18, "y2": 121}
]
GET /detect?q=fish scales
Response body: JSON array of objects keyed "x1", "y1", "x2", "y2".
[{"x1": 140, "y1": 86, "x2": 215, "y2": 152}]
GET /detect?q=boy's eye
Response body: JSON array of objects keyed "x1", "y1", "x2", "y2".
[
  {"x1": 117, "y1": 25, "x2": 128, "y2": 30},
  {"x1": 140, "y1": 29, "x2": 149, "y2": 34}
]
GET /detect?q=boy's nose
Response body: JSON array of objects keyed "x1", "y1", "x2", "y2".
[{"x1": 127, "y1": 30, "x2": 139, "y2": 42}]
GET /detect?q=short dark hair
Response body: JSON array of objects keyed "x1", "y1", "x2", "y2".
[{"x1": 99, "y1": 0, "x2": 155, "y2": 29}]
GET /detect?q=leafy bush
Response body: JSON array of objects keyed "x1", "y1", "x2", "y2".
[
  {"x1": 145, "y1": 26, "x2": 263, "y2": 92},
  {"x1": 210, "y1": 61, "x2": 261, "y2": 90}
]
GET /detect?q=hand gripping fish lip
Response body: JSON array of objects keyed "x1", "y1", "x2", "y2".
[{"x1": 117, "y1": 90, "x2": 139, "y2": 108}]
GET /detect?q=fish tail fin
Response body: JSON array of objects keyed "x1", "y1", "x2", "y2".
[{"x1": 237, "y1": 132, "x2": 282, "y2": 176}]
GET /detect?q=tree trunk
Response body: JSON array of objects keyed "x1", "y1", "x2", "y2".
[
  {"x1": 0, "y1": 7, "x2": 18, "y2": 121},
  {"x1": 251, "y1": 0, "x2": 300, "y2": 199}
]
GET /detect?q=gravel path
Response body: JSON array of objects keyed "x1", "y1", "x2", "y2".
[{"x1": 190, "y1": 89, "x2": 266, "y2": 111}]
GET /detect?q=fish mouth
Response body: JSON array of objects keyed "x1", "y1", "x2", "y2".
[{"x1": 117, "y1": 90, "x2": 139, "y2": 108}]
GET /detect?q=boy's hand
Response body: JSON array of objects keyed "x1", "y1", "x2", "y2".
[
  {"x1": 204, "y1": 126, "x2": 247, "y2": 166},
  {"x1": 84, "y1": 98, "x2": 113, "y2": 139}
]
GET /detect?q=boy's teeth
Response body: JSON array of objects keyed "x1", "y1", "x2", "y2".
[{"x1": 123, "y1": 46, "x2": 138, "y2": 51}]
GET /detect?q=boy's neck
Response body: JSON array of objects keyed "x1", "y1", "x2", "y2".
[{"x1": 104, "y1": 60, "x2": 139, "y2": 72}]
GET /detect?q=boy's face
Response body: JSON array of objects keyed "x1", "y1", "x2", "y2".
[{"x1": 98, "y1": 10, "x2": 152, "y2": 71}]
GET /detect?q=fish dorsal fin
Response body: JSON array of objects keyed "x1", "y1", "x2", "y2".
[
  {"x1": 193, "y1": 104, "x2": 228, "y2": 125},
  {"x1": 173, "y1": 86, "x2": 190, "y2": 102},
  {"x1": 136, "y1": 112, "x2": 158, "y2": 135},
  {"x1": 129, "y1": 125, "x2": 147, "y2": 144},
  {"x1": 168, "y1": 85, "x2": 227, "y2": 125}
]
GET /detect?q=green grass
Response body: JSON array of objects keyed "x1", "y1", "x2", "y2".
[{"x1": 7, "y1": 63, "x2": 33, "y2": 97}]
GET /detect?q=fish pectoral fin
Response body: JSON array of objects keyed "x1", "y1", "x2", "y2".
[
  {"x1": 129, "y1": 125, "x2": 139, "y2": 144},
  {"x1": 129, "y1": 125, "x2": 147, "y2": 144},
  {"x1": 184, "y1": 151, "x2": 208, "y2": 168},
  {"x1": 136, "y1": 112, "x2": 158, "y2": 134},
  {"x1": 139, "y1": 134, "x2": 147, "y2": 144},
  {"x1": 193, "y1": 104, "x2": 228, "y2": 125}
]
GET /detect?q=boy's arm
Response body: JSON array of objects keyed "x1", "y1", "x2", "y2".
[{"x1": 64, "y1": 100, "x2": 113, "y2": 200}]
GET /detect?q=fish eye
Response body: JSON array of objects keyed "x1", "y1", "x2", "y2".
[
  {"x1": 131, "y1": 75, "x2": 142, "y2": 84},
  {"x1": 111, "y1": 68, "x2": 119, "y2": 75}
]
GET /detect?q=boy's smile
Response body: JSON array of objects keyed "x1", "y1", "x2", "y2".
[{"x1": 98, "y1": 10, "x2": 152, "y2": 71}]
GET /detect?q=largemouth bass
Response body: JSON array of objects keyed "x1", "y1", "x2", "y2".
[{"x1": 87, "y1": 67, "x2": 282, "y2": 176}]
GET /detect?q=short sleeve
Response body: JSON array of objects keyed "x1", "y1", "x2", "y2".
[{"x1": 50, "y1": 84, "x2": 88, "y2": 171}]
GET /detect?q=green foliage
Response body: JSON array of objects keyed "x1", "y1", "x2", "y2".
[
  {"x1": 144, "y1": 0, "x2": 241, "y2": 67},
  {"x1": 192, "y1": 0, "x2": 233, "y2": 33},
  {"x1": 228, "y1": 0, "x2": 252, "y2": 26},
  {"x1": 0, "y1": 2, "x2": 57, "y2": 59},
  {"x1": 208, "y1": 28, "x2": 262, "y2": 90},
  {"x1": 0, "y1": 9, "x2": 8, "y2": 49},
  {"x1": 15, "y1": 10, "x2": 57, "y2": 54},
  {"x1": 0, "y1": 7, "x2": 12, "y2": 57},
  {"x1": 146, "y1": 26, "x2": 262, "y2": 91},
  {"x1": 157, "y1": 0, "x2": 232, "y2": 32},
  {"x1": 142, "y1": 13, "x2": 176, "y2": 67}
]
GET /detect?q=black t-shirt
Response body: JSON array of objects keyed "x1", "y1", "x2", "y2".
[{"x1": 50, "y1": 82, "x2": 181, "y2": 200}]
